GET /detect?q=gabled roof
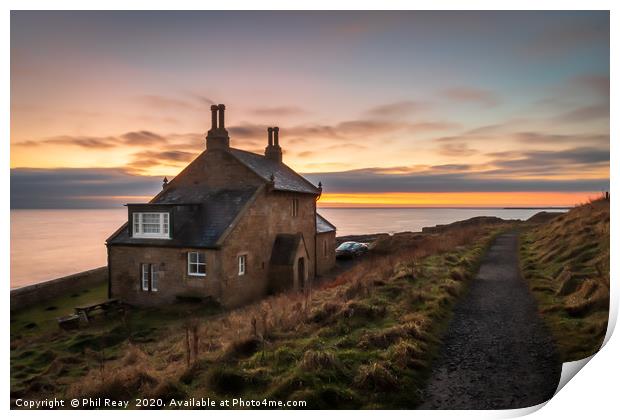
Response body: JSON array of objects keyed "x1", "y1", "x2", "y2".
[
  {"x1": 230, "y1": 148, "x2": 321, "y2": 195},
  {"x1": 107, "y1": 187, "x2": 258, "y2": 248},
  {"x1": 316, "y1": 213, "x2": 337, "y2": 233},
  {"x1": 269, "y1": 233, "x2": 309, "y2": 266}
]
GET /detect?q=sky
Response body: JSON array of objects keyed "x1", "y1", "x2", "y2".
[{"x1": 10, "y1": 11, "x2": 609, "y2": 208}]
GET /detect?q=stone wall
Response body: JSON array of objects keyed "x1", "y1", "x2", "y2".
[
  {"x1": 316, "y1": 231, "x2": 336, "y2": 276},
  {"x1": 10, "y1": 267, "x2": 108, "y2": 310},
  {"x1": 109, "y1": 246, "x2": 220, "y2": 306},
  {"x1": 217, "y1": 188, "x2": 317, "y2": 308}
]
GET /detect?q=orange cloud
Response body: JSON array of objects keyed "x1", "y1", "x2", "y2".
[{"x1": 318, "y1": 192, "x2": 599, "y2": 208}]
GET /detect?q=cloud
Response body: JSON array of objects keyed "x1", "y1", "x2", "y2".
[
  {"x1": 521, "y1": 17, "x2": 609, "y2": 57},
  {"x1": 15, "y1": 131, "x2": 170, "y2": 149},
  {"x1": 120, "y1": 131, "x2": 166, "y2": 145},
  {"x1": 303, "y1": 166, "x2": 608, "y2": 194},
  {"x1": 437, "y1": 143, "x2": 479, "y2": 157},
  {"x1": 31, "y1": 135, "x2": 120, "y2": 149},
  {"x1": 228, "y1": 123, "x2": 267, "y2": 139},
  {"x1": 552, "y1": 104, "x2": 609, "y2": 123},
  {"x1": 224, "y1": 118, "x2": 457, "y2": 148},
  {"x1": 11, "y1": 141, "x2": 610, "y2": 208},
  {"x1": 127, "y1": 150, "x2": 199, "y2": 171},
  {"x1": 513, "y1": 132, "x2": 609, "y2": 146},
  {"x1": 570, "y1": 74, "x2": 610, "y2": 97},
  {"x1": 439, "y1": 87, "x2": 500, "y2": 107},
  {"x1": 251, "y1": 106, "x2": 307, "y2": 117},
  {"x1": 135, "y1": 94, "x2": 202, "y2": 111},
  {"x1": 490, "y1": 147, "x2": 609, "y2": 168},
  {"x1": 10, "y1": 168, "x2": 162, "y2": 208},
  {"x1": 304, "y1": 145, "x2": 609, "y2": 193},
  {"x1": 365, "y1": 101, "x2": 430, "y2": 118}
]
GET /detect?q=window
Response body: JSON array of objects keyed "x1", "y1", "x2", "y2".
[
  {"x1": 132, "y1": 212, "x2": 170, "y2": 239},
  {"x1": 238, "y1": 254, "x2": 247, "y2": 276},
  {"x1": 141, "y1": 263, "x2": 160, "y2": 292},
  {"x1": 151, "y1": 265, "x2": 159, "y2": 291},
  {"x1": 291, "y1": 198, "x2": 299, "y2": 217},
  {"x1": 141, "y1": 263, "x2": 150, "y2": 291},
  {"x1": 188, "y1": 252, "x2": 206, "y2": 276}
]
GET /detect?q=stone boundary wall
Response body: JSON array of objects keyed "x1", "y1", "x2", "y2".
[{"x1": 11, "y1": 267, "x2": 107, "y2": 310}]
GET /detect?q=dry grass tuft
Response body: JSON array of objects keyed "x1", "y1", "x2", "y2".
[
  {"x1": 300, "y1": 350, "x2": 340, "y2": 371},
  {"x1": 388, "y1": 340, "x2": 425, "y2": 369},
  {"x1": 353, "y1": 362, "x2": 398, "y2": 391}
]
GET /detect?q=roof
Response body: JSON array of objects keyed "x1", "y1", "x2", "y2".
[
  {"x1": 230, "y1": 148, "x2": 321, "y2": 195},
  {"x1": 269, "y1": 233, "x2": 305, "y2": 265},
  {"x1": 316, "y1": 213, "x2": 337, "y2": 233},
  {"x1": 107, "y1": 187, "x2": 258, "y2": 248},
  {"x1": 108, "y1": 146, "x2": 326, "y2": 248}
]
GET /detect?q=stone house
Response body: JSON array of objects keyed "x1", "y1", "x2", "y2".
[{"x1": 106, "y1": 104, "x2": 336, "y2": 308}]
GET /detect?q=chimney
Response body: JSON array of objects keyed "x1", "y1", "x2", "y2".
[
  {"x1": 206, "y1": 103, "x2": 230, "y2": 151},
  {"x1": 264, "y1": 126, "x2": 282, "y2": 163}
]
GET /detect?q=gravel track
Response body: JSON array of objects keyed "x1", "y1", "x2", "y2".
[{"x1": 420, "y1": 232, "x2": 562, "y2": 409}]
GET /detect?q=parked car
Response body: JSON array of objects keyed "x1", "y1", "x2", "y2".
[{"x1": 335, "y1": 241, "x2": 369, "y2": 259}]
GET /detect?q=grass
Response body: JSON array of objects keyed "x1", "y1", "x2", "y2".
[
  {"x1": 519, "y1": 196, "x2": 609, "y2": 361},
  {"x1": 11, "y1": 281, "x2": 108, "y2": 338},
  {"x1": 11, "y1": 222, "x2": 509, "y2": 408}
]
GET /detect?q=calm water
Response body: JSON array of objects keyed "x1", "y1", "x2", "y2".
[{"x1": 10, "y1": 207, "x2": 567, "y2": 288}]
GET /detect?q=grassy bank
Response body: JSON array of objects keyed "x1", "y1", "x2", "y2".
[
  {"x1": 519, "y1": 197, "x2": 610, "y2": 361},
  {"x1": 11, "y1": 222, "x2": 508, "y2": 408}
]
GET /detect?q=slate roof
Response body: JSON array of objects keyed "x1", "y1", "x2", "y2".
[
  {"x1": 269, "y1": 233, "x2": 304, "y2": 266},
  {"x1": 107, "y1": 187, "x2": 257, "y2": 248},
  {"x1": 316, "y1": 213, "x2": 337, "y2": 233},
  {"x1": 230, "y1": 148, "x2": 321, "y2": 195}
]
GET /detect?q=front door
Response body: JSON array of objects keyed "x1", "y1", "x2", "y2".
[{"x1": 297, "y1": 257, "x2": 305, "y2": 290}]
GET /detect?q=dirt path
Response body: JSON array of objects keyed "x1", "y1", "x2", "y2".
[{"x1": 420, "y1": 232, "x2": 562, "y2": 409}]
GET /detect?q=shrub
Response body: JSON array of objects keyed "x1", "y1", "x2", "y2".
[
  {"x1": 387, "y1": 340, "x2": 425, "y2": 369},
  {"x1": 222, "y1": 336, "x2": 262, "y2": 360},
  {"x1": 309, "y1": 302, "x2": 343, "y2": 324},
  {"x1": 449, "y1": 268, "x2": 467, "y2": 282},
  {"x1": 207, "y1": 367, "x2": 247, "y2": 394},
  {"x1": 353, "y1": 362, "x2": 398, "y2": 391},
  {"x1": 299, "y1": 350, "x2": 340, "y2": 371},
  {"x1": 339, "y1": 301, "x2": 386, "y2": 321}
]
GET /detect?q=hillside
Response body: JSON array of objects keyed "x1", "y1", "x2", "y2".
[
  {"x1": 520, "y1": 197, "x2": 610, "y2": 361},
  {"x1": 11, "y1": 222, "x2": 510, "y2": 409}
]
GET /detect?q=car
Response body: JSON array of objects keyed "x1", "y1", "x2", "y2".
[{"x1": 335, "y1": 241, "x2": 369, "y2": 259}]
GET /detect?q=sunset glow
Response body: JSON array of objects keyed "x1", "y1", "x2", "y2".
[
  {"x1": 318, "y1": 192, "x2": 601, "y2": 208},
  {"x1": 10, "y1": 11, "x2": 609, "y2": 209}
]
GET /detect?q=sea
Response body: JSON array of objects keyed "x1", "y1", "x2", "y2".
[{"x1": 10, "y1": 207, "x2": 568, "y2": 289}]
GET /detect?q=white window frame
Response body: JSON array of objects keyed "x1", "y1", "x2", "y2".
[
  {"x1": 151, "y1": 265, "x2": 159, "y2": 291},
  {"x1": 187, "y1": 252, "x2": 206, "y2": 277},
  {"x1": 238, "y1": 254, "x2": 247, "y2": 276},
  {"x1": 141, "y1": 263, "x2": 160, "y2": 292},
  {"x1": 132, "y1": 212, "x2": 170, "y2": 239},
  {"x1": 141, "y1": 263, "x2": 150, "y2": 291}
]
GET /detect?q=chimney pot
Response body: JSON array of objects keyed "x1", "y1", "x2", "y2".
[
  {"x1": 210, "y1": 105, "x2": 218, "y2": 130},
  {"x1": 218, "y1": 104, "x2": 226, "y2": 129},
  {"x1": 267, "y1": 127, "x2": 273, "y2": 147},
  {"x1": 206, "y1": 103, "x2": 230, "y2": 151},
  {"x1": 273, "y1": 126, "x2": 280, "y2": 146}
]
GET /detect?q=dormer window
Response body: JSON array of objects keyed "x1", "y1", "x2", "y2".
[{"x1": 132, "y1": 212, "x2": 170, "y2": 239}]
